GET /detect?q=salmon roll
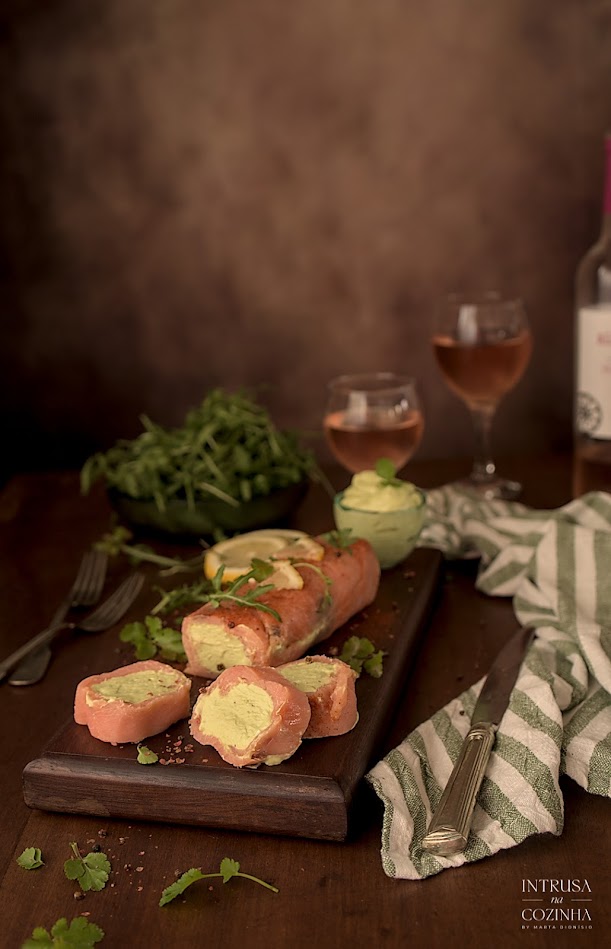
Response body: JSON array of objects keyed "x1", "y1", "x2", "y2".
[
  {"x1": 278, "y1": 656, "x2": 358, "y2": 738},
  {"x1": 182, "y1": 538, "x2": 380, "y2": 679},
  {"x1": 189, "y1": 665, "x2": 311, "y2": 768},
  {"x1": 74, "y1": 659, "x2": 191, "y2": 745}
]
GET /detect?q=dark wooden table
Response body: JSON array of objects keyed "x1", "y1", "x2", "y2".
[{"x1": 0, "y1": 455, "x2": 608, "y2": 948}]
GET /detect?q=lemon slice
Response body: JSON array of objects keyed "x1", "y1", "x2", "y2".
[
  {"x1": 274, "y1": 536, "x2": 325, "y2": 562},
  {"x1": 204, "y1": 529, "x2": 323, "y2": 583},
  {"x1": 260, "y1": 559, "x2": 304, "y2": 591}
]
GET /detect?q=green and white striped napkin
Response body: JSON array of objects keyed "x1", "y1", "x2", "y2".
[{"x1": 366, "y1": 487, "x2": 611, "y2": 879}]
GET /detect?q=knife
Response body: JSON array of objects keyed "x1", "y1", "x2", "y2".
[{"x1": 421, "y1": 625, "x2": 534, "y2": 857}]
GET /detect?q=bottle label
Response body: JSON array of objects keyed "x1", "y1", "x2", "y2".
[{"x1": 577, "y1": 304, "x2": 611, "y2": 438}]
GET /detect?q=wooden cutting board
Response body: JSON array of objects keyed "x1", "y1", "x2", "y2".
[{"x1": 23, "y1": 547, "x2": 443, "y2": 841}]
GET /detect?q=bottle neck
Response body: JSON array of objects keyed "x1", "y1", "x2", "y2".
[{"x1": 602, "y1": 136, "x2": 611, "y2": 236}]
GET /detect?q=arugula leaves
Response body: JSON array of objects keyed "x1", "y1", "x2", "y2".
[
  {"x1": 202, "y1": 560, "x2": 281, "y2": 621},
  {"x1": 339, "y1": 636, "x2": 385, "y2": 678},
  {"x1": 119, "y1": 615, "x2": 187, "y2": 662},
  {"x1": 21, "y1": 917, "x2": 104, "y2": 948},
  {"x1": 159, "y1": 858, "x2": 278, "y2": 906},
  {"x1": 17, "y1": 847, "x2": 44, "y2": 870},
  {"x1": 95, "y1": 525, "x2": 202, "y2": 576},
  {"x1": 150, "y1": 579, "x2": 214, "y2": 616},
  {"x1": 64, "y1": 843, "x2": 111, "y2": 893},
  {"x1": 80, "y1": 389, "x2": 317, "y2": 512}
]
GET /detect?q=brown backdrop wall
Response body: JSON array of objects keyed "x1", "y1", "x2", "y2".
[{"x1": 1, "y1": 0, "x2": 611, "y2": 476}]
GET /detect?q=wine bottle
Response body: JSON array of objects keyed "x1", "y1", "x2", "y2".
[{"x1": 573, "y1": 134, "x2": 611, "y2": 496}]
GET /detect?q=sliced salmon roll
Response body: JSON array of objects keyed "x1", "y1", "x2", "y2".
[
  {"x1": 189, "y1": 665, "x2": 311, "y2": 768},
  {"x1": 182, "y1": 538, "x2": 380, "y2": 678},
  {"x1": 278, "y1": 656, "x2": 358, "y2": 738},
  {"x1": 74, "y1": 659, "x2": 191, "y2": 745}
]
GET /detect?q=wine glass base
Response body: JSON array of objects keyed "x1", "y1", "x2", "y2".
[{"x1": 451, "y1": 476, "x2": 523, "y2": 502}]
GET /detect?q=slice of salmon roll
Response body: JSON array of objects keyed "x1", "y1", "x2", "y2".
[
  {"x1": 277, "y1": 655, "x2": 358, "y2": 738},
  {"x1": 74, "y1": 659, "x2": 191, "y2": 745},
  {"x1": 189, "y1": 665, "x2": 311, "y2": 768},
  {"x1": 182, "y1": 538, "x2": 380, "y2": 678}
]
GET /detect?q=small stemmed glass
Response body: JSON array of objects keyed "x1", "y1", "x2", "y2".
[
  {"x1": 323, "y1": 372, "x2": 424, "y2": 475},
  {"x1": 432, "y1": 293, "x2": 533, "y2": 500}
]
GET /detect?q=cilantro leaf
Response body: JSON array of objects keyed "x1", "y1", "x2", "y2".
[
  {"x1": 159, "y1": 858, "x2": 278, "y2": 906},
  {"x1": 219, "y1": 857, "x2": 240, "y2": 882},
  {"x1": 148, "y1": 622, "x2": 187, "y2": 662},
  {"x1": 21, "y1": 916, "x2": 104, "y2": 948},
  {"x1": 119, "y1": 616, "x2": 186, "y2": 663},
  {"x1": 137, "y1": 744, "x2": 159, "y2": 765},
  {"x1": 159, "y1": 867, "x2": 206, "y2": 906},
  {"x1": 17, "y1": 847, "x2": 44, "y2": 870},
  {"x1": 64, "y1": 843, "x2": 111, "y2": 893},
  {"x1": 338, "y1": 636, "x2": 385, "y2": 677},
  {"x1": 119, "y1": 621, "x2": 157, "y2": 660}
]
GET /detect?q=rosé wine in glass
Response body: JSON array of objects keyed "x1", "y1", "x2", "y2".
[
  {"x1": 433, "y1": 294, "x2": 532, "y2": 500},
  {"x1": 323, "y1": 373, "x2": 424, "y2": 475}
]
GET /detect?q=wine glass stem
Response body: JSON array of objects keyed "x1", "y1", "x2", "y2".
[{"x1": 469, "y1": 405, "x2": 497, "y2": 483}]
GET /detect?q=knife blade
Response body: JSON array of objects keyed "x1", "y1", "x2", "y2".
[{"x1": 421, "y1": 625, "x2": 534, "y2": 857}]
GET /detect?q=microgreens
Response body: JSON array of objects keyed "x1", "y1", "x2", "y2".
[
  {"x1": 21, "y1": 917, "x2": 104, "y2": 948},
  {"x1": 64, "y1": 843, "x2": 111, "y2": 893},
  {"x1": 339, "y1": 636, "x2": 385, "y2": 678},
  {"x1": 119, "y1": 615, "x2": 187, "y2": 662},
  {"x1": 17, "y1": 847, "x2": 44, "y2": 870},
  {"x1": 374, "y1": 457, "x2": 403, "y2": 486},
  {"x1": 159, "y1": 858, "x2": 278, "y2": 907}
]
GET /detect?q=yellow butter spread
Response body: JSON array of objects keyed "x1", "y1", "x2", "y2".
[{"x1": 342, "y1": 470, "x2": 421, "y2": 512}]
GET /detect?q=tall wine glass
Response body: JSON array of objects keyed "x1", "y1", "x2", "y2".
[
  {"x1": 323, "y1": 372, "x2": 424, "y2": 474},
  {"x1": 432, "y1": 293, "x2": 533, "y2": 500}
]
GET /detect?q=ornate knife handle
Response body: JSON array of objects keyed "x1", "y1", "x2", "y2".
[{"x1": 421, "y1": 722, "x2": 497, "y2": 857}]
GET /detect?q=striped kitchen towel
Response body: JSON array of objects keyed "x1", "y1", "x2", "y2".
[{"x1": 366, "y1": 487, "x2": 611, "y2": 879}]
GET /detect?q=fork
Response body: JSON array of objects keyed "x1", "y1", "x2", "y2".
[
  {"x1": 9, "y1": 549, "x2": 109, "y2": 686},
  {"x1": 0, "y1": 572, "x2": 144, "y2": 684}
]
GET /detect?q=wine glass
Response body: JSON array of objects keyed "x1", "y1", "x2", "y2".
[
  {"x1": 432, "y1": 292, "x2": 533, "y2": 500},
  {"x1": 323, "y1": 372, "x2": 424, "y2": 474}
]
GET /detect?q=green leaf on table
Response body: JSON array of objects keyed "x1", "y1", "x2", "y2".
[
  {"x1": 338, "y1": 636, "x2": 385, "y2": 678},
  {"x1": 21, "y1": 916, "x2": 104, "y2": 948},
  {"x1": 17, "y1": 847, "x2": 44, "y2": 870},
  {"x1": 64, "y1": 843, "x2": 111, "y2": 893},
  {"x1": 148, "y1": 622, "x2": 188, "y2": 662},
  {"x1": 137, "y1": 744, "x2": 158, "y2": 765},
  {"x1": 219, "y1": 857, "x2": 241, "y2": 882},
  {"x1": 119, "y1": 615, "x2": 187, "y2": 663},
  {"x1": 159, "y1": 867, "x2": 206, "y2": 906},
  {"x1": 159, "y1": 858, "x2": 278, "y2": 907},
  {"x1": 374, "y1": 457, "x2": 403, "y2": 486}
]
